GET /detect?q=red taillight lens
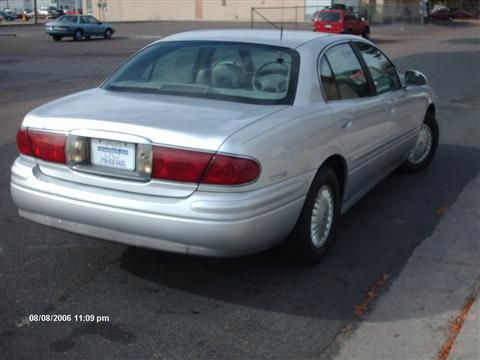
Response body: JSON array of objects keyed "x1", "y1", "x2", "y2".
[
  {"x1": 202, "y1": 154, "x2": 260, "y2": 185},
  {"x1": 151, "y1": 146, "x2": 261, "y2": 185},
  {"x1": 152, "y1": 146, "x2": 213, "y2": 183},
  {"x1": 16, "y1": 128, "x2": 66, "y2": 164},
  {"x1": 16, "y1": 128, "x2": 33, "y2": 156}
]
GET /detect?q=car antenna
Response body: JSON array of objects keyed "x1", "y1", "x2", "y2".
[{"x1": 280, "y1": 0, "x2": 284, "y2": 41}]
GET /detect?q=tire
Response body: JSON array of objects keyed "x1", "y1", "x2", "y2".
[
  {"x1": 280, "y1": 167, "x2": 340, "y2": 265},
  {"x1": 52, "y1": 35, "x2": 62, "y2": 42},
  {"x1": 73, "y1": 29, "x2": 82, "y2": 41},
  {"x1": 397, "y1": 112, "x2": 439, "y2": 174},
  {"x1": 85, "y1": 35, "x2": 91, "y2": 40},
  {"x1": 104, "y1": 29, "x2": 113, "y2": 39},
  {"x1": 362, "y1": 27, "x2": 370, "y2": 39}
]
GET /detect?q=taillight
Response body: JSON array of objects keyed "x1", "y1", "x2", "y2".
[
  {"x1": 152, "y1": 146, "x2": 213, "y2": 183},
  {"x1": 151, "y1": 146, "x2": 260, "y2": 185},
  {"x1": 202, "y1": 154, "x2": 260, "y2": 185},
  {"x1": 16, "y1": 128, "x2": 33, "y2": 156},
  {"x1": 16, "y1": 128, "x2": 66, "y2": 164}
]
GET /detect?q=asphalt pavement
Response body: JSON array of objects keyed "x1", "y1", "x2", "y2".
[{"x1": 0, "y1": 21, "x2": 479, "y2": 360}]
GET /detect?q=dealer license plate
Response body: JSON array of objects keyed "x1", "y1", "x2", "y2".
[{"x1": 91, "y1": 138, "x2": 136, "y2": 171}]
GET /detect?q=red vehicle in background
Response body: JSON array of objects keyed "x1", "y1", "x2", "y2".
[
  {"x1": 313, "y1": 8, "x2": 370, "y2": 39},
  {"x1": 429, "y1": 8, "x2": 472, "y2": 20}
]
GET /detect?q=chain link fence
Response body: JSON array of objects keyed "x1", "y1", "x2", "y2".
[{"x1": 250, "y1": 3, "x2": 429, "y2": 30}]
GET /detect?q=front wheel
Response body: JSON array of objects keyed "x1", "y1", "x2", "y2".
[
  {"x1": 73, "y1": 29, "x2": 82, "y2": 41},
  {"x1": 398, "y1": 112, "x2": 439, "y2": 173},
  {"x1": 104, "y1": 29, "x2": 113, "y2": 39},
  {"x1": 280, "y1": 167, "x2": 340, "y2": 265},
  {"x1": 52, "y1": 35, "x2": 62, "y2": 42}
]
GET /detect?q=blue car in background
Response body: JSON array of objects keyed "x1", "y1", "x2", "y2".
[
  {"x1": 45, "y1": 15, "x2": 115, "y2": 42},
  {"x1": 0, "y1": 10, "x2": 18, "y2": 21}
]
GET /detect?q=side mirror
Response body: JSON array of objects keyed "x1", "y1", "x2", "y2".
[{"x1": 405, "y1": 70, "x2": 427, "y2": 86}]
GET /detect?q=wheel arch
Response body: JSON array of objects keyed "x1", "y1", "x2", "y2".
[
  {"x1": 319, "y1": 154, "x2": 348, "y2": 201},
  {"x1": 426, "y1": 103, "x2": 435, "y2": 117}
]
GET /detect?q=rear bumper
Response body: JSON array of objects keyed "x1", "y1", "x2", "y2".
[{"x1": 11, "y1": 156, "x2": 308, "y2": 257}]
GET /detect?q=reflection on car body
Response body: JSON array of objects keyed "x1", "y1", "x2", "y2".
[{"x1": 11, "y1": 30, "x2": 439, "y2": 264}]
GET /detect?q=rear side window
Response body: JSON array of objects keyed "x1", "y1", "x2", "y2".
[
  {"x1": 355, "y1": 42, "x2": 401, "y2": 94},
  {"x1": 58, "y1": 15, "x2": 76, "y2": 23},
  {"x1": 323, "y1": 43, "x2": 372, "y2": 100},
  {"x1": 319, "y1": 58, "x2": 339, "y2": 101}
]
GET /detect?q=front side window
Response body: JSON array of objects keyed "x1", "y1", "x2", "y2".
[
  {"x1": 355, "y1": 42, "x2": 401, "y2": 94},
  {"x1": 87, "y1": 16, "x2": 100, "y2": 24},
  {"x1": 104, "y1": 41, "x2": 299, "y2": 105},
  {"x1": 324, "y1": 43, "x2": 372, "y2": 100}
]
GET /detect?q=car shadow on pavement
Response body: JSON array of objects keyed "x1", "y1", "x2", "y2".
[
  {"x1": 441, "y1": 37, "x2": 480, "y2": 45},
  {"x1": 120, "y1": 143, "x2": 480, "y2": 322}
]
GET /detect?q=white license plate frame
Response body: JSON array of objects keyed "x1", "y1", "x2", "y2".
[{"x1": 90, "y1": 138, "x2": 136, "y2": 171}]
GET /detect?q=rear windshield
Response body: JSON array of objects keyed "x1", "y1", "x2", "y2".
[
  {"x1": 316, "y1": 12, "x2": 342, "y2": 22},
  {"x1": 103, "y1": 41, "x2": 299, "y2": 105}
]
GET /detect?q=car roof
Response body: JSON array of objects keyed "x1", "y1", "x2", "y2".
[{"x1": 160, "y1": 29, "x2": 331, "y2": 49}]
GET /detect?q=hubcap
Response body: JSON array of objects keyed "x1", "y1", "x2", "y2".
[
  {"x1": 408, "y1": 123, "x2": 433, "y2": 164},
  {"x1": 310, "y1": 185, "x2": 334, "y2": 248}
]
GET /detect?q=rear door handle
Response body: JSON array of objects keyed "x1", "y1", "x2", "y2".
[{"x1": 341, "y1": 120, "x2": 352, "y2": 130}]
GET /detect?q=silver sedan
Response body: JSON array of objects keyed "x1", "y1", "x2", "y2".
[{"x1": 11, "y1": 30, "x2": 438, "y2": 264}]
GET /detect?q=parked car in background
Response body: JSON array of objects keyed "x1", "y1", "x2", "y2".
[
  {"x1": 313, "y1": 8, "x2": 370, "y2": 38},
  {"x1": 0, "y1": 10, "x2": 18, "y2": 21},
  {"x1": 430, "y1": 7, "x2": 473, "y2": 20},
  {"x1": 45, "y1": 15, "x2": 115, "y2": 41},
  {"x1": 38, "y1": 6, "x2": 55, "y2": 17},
  {"x1": 47, "y1": 8, "x2": 64, "y2": 19},
  {"x1": 64, "y1": 8, "x2": 83, "y2": 15},
  {"x1": 11, "y1": 30, "x2": 438, "y2": 264},
  {"x1": 23, "y1": 9, "x2": 35, "y2": 19}
]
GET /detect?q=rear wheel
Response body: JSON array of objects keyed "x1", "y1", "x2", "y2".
[
  {"x1": 73, "y1": 29, "x2": 82, "y2": 41},
  {"x1": 104, "y1": 29, "x2": 113, "y2": 39},
  {"x1": 52, "y1": 35, "x2": 62, "y2": 42},
  {"x1": 280, "y1": 167, "x2": 340, "y2": 265},
  {"x1": 398, "y1": 112, "x2": 439, "y2": 173},
  {"x1": 85, "y1": 35, "x2": 91, "y2": 40}
]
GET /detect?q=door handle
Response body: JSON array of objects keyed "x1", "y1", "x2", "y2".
[{"x1": 341, "y1": 120, "x2": 352, "y2": 130}]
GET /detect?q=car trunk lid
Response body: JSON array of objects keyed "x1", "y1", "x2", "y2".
[{"x1": 23, "y1": 88, "x2": 286, "y2": 198}]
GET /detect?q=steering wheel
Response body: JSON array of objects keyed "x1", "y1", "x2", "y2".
[{"x1": 252, "y1": 61, "x2": 289, "y2": 93}]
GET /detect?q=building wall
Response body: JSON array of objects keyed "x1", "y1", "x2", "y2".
[
  {"x1": 203, "y1": 0, "x2": 305, "y2": 21},
  {"x1": 0, "y1": 0, "x2": 53, "y2": 10},
  {"x1": 93, "y1": 0, "x2": 196, "y2": 22},
  {"x1": 367, "y1": 0, "x2": 420, "y2": 22},
  {"x1": 88, "y1": 0, "x2": 422, "y2": 23},
  {"x1": 94, "y1": 0, "x2": 309, "y2": 22}
]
